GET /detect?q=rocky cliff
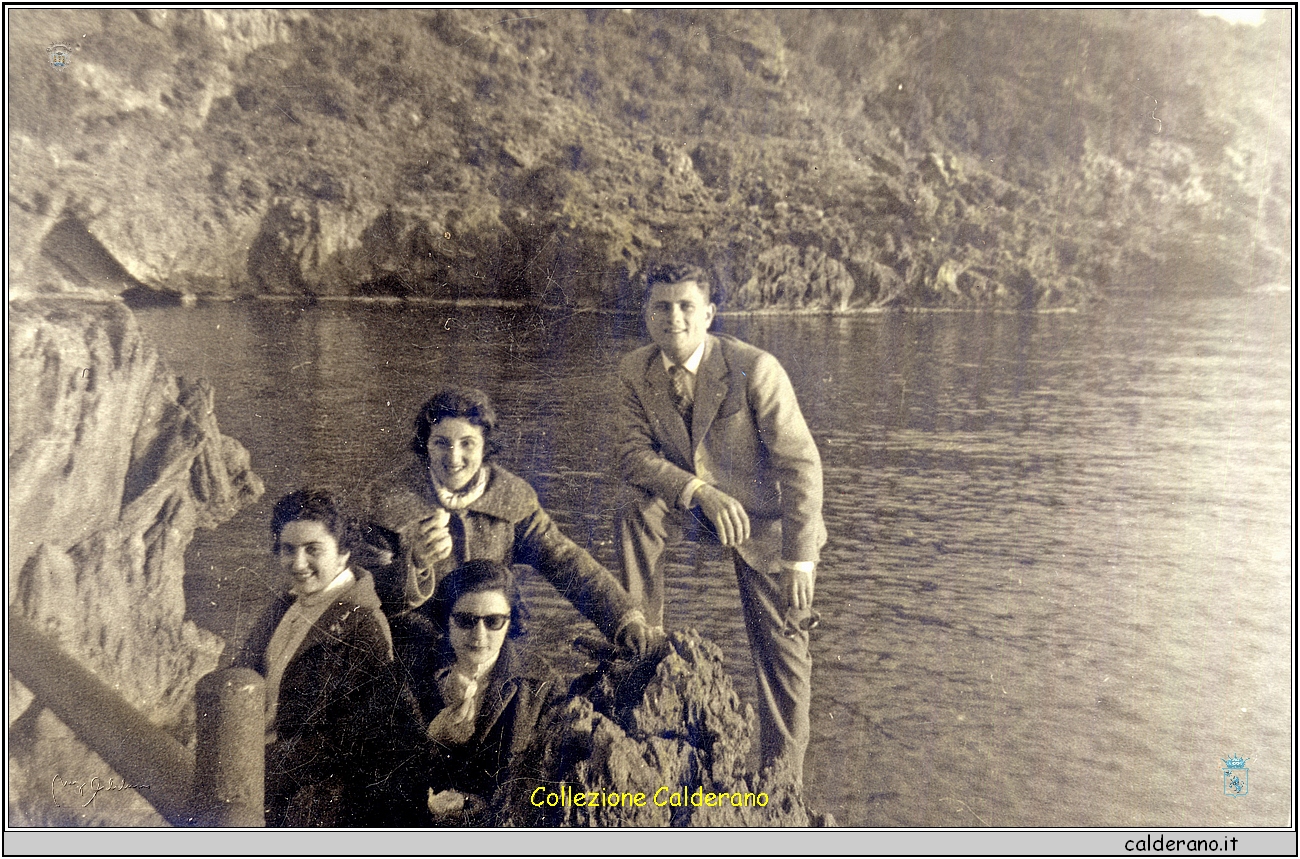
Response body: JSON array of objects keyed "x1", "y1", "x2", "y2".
[
  {"x1": 7, "y1": 300, "x2": 263, "y2": 825},
  {"x1": 9, "y1": 9, "x2": 1290, "y2": 311}
]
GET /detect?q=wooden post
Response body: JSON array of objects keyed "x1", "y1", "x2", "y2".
[{"x1": 193, "y1": 668, "x2": 266, "y2": 827}]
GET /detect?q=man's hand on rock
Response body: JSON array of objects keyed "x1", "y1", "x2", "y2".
[{"x1": 695, "y1": 484, "x2": 750, "y2": 547}]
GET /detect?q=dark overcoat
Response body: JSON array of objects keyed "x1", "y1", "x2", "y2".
[
  {"x1": 368, "y1": 462, "x2": 638, "y2": 638},
  {"x1": 236, "y1": 570, "x2": 423, "y2": 827}
]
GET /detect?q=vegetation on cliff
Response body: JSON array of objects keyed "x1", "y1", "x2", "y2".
[{"x1": 10, "y1": 9, "x2": 1289, "y2": 310}]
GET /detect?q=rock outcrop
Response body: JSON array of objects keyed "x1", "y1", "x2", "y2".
[
  {"x1": 7, "y1": 299, "x2": 264, "y2": 826},
  {"x1": 9, "y1": 9, "x2": 1289, "y2": 310},
  {"x1": 736, "y1": 244, "x2": 858, "y2": 311},
  {"x1": 499, "y1": 631, "x2": 829, "y2": 827}
]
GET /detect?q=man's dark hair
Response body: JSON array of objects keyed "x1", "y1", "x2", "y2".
[
  {"x1": 270, "y1": 488, "x2": 358, "y2": 553},
  {"x1": 642, "y1": 262, "x2": 714, "y2": 306},
  {"x1": 410, "y1": 386, "x2": 503, "y2": 466}
]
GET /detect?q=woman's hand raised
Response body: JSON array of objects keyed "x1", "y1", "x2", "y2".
[{"x1": 410, "y1": 508, "x2": 453, "y2": 569}]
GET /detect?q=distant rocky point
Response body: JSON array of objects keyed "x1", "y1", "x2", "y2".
[{"x1": 10, "y1": 9, "x2": 1289, "y2": 310}]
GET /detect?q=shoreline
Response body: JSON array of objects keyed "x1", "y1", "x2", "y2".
[{"x1": 37, "y1": 290, "x2": 1092, "y2": 316}]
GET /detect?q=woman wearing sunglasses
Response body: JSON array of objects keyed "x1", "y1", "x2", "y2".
[
  {"x1": 410, "y1": 559, "x2": 552, "y2": 824},
  {"x1": 366, "y1": 387, "x2": 653, "y2": 657}
]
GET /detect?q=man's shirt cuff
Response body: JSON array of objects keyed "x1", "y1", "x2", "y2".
[{"x1": 679, "y1": 477, "x2": 706, "y2": 510}]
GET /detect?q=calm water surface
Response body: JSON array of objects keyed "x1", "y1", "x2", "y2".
[{"x1": 137, "y1": 291, "x2": 1292, "y2": 827}]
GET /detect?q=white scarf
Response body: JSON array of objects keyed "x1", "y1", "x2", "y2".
[
  {"x1": 429, "y1": 465, "x2": 488, "y2": 511},
  {"x1": 263, "y1": 569, "x2": 356, "y2": 734},
  {"x1": 426, "y1": 658, "x2": 497, "y2": 745}
]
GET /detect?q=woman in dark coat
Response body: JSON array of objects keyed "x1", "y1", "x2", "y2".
[
  {"x1": 235, "y1": 489, "x2": 421, "y2": 827},
  {"x1": 408, "y1": 559, "x2": 554, "y2": 825},
  {"x1": 366, "y1": 387, "x2": 652, "y2": 654}
]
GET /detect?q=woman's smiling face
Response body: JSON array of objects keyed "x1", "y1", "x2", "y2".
[
  {"x1": 426, "y1": 417, "x2": 485, "y2": 491},
  {"x1": 277, "y1": 518, "x2": 350, "y2": 597}
]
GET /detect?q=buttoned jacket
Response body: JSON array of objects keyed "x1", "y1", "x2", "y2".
[
  {"x1": 236, "y1": 571, "x2": 419, "y2": 826},
  {"x1": 411, "y1": 637, "x2": 555, "y2": 805},
  {"x1": 370, "y1": 462, "x2": 637, "y2": 639},
  {"x1": 617, "y1": 333, "x2": 826, "y2": 564}
]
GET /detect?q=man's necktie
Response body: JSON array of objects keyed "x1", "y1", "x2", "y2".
[{"x1": 668, "y1": 364, "x2": 694, "y2": 420}]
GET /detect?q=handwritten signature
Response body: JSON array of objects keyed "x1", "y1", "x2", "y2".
[{"x1": 51, "y1": 774, "x2": 149, "y2": 808}]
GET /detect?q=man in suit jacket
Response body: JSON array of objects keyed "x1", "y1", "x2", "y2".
[{"x1": 616, "y1": 263, "x2": 826, "y2": 782}]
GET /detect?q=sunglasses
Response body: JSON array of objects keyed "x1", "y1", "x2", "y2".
[{"x1": 450, "y1": 612, "x2": 510, "y2": 631}]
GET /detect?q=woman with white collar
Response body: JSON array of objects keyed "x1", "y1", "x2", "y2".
[
  {"x1": 367, "y1": 387, "x2": 653, "y2": 656},
  {"x1": 408, "y1": 559, "x2": 553, "y2": 824},
  {"x1": 235, "y1": 489, "x2": 419, "y2": 827}
]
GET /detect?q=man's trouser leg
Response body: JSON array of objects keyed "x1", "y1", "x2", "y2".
[
  {"x1": 616, "y1": 492, "x2": 680, "y2": 628},
  {"x1": 734, "y1": 551, "x2": 812, "y2": 781}
]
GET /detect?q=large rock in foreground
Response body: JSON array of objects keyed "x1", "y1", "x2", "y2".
[
  {"x1": 7, "y1": 299, "x2": 264, "y2": 826},
  {"x1": 500, "y1": 631, "x2": 830, "y2": 827}
]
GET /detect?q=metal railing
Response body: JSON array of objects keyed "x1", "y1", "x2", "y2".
[{"x1": 8, "y1": 608, "x2": 264, "y2": 826}]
